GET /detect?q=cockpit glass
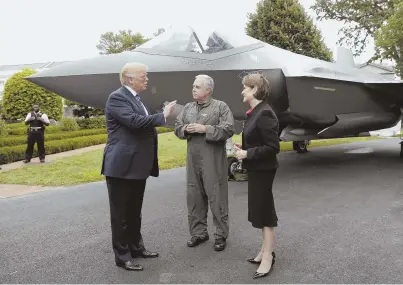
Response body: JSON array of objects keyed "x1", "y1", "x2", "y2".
[{"x1": 136, "y1": 25, "x2": 260, "y2": 54}]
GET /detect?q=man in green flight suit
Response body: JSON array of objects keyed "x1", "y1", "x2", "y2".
[{"x1": 174, "y1": 74, "x2": 235, "y2": 251}]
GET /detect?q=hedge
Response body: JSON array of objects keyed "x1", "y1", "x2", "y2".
[
  {"x1": 0, "y1": 128, "x2": 106, "y2": 147},
  {"x1": 5, "y1": 122, "x2": 25, "y2": 129},
  {"x1": 0, "y1": 119, "x2": 8, "y2": 137},
  {"x1": 0, "y1": 134, "x2": 107, "y2": 164},
  {"x1": 7, "y1": 125, "x2": 62, "y2": 136},
  {"x1": 0, "y1": 127, "x2": 173, "y2": 164},
  {"x1": 76, "y1": 116, "x2": 106, "y2": 129},
  {"x1": 7, "y1": 125, "x2": 172, "y2": 136}
]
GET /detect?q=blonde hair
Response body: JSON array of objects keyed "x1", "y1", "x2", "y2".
[
  {"x1": 120, "y1": 62, "x2": 148, "y2": 85},
  {"x1": 242, "y1": 73, "x2": 270, "y2": 100}
]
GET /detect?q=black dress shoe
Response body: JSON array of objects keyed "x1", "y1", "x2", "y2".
[
  {"x1": 252, "y1": 253, "x2": 276, "y2": 279},
  {"x1": 214, "y1": 238, "x2": 226, "y2": 251},
  {"x1": 247, "y1": 251, "x2": 276, "y2": 264},
  {"x1": 115, "y1": 260, "x2": 143, "y2": 271},
  {"x1": 133, "y1": 249, "x2": 159, "y2": 258},
  {"x1": 187, "y1": 235, "x2": 209, "y2": 247}
]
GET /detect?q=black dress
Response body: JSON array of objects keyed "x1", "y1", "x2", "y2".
[{"x1": 241, "y1": 101, "x2": 280, "y2": 228}]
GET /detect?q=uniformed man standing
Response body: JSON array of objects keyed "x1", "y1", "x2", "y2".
[
  {"x1": 174, "y1": 74, "x2": 235, "y2": 251},
  {"x1": 23, "y1": 104, "x2": 50, "y2": 163}
]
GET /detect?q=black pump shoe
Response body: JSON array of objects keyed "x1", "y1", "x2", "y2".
[
  {"x1": 247, "y1": 251, "x2": 275, "y2": 264},
  {"x1": 252, "y1": 253, "x2": 276, "y2": 279}
]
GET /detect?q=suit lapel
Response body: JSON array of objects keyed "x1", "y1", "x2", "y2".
[{"x1": 121, "y1": 86, "x2": 147, "y2": 115}]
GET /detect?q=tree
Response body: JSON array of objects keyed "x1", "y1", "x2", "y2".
[
  {"x1": 2, "y1": 68, "x2": 64, "y2": 121},
  {"x1": 246, "y1": 0, "x2": 333, "y2": 61},
  {"x1": 374, "y1": 1, "x2": 403, "y2": 75},
  {"x1": 96, "y1": 29, "x2": 150, "y2": 55},
  {"x1": 311, "y1": 0, "x2": 397, "y2": 59}
]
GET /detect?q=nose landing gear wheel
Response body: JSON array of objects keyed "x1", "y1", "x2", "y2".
[
  {"x1": 293, "y1": 140, "x2": 309, "y2": 153},
  {"x1": 227, "y1": 157, "x2": 248, "y2": 181},
  {"x1": 228, "y1": 157, "x2": 238, "y2": 181}
]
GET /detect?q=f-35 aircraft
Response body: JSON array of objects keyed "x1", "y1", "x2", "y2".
[{"x1": 26, "y1": 25, "x2": 403, "y2": 164}]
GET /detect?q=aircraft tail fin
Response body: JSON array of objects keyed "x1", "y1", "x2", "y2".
[{"x1": 335, "y1": 47, "x2": 355, "y2": 68}]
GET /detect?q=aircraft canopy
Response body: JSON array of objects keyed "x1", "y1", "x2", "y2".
[{"x1": 137, "y1": 25, "x2": 260, "y2": 53}]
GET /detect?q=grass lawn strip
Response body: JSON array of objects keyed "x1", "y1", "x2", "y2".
[{"x1": 0, "y1": 133, "x2": 380, "y2": 187}]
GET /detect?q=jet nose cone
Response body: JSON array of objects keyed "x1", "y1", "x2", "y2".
[{"x1": 24, "y1": 51, "x2": 150, "y2": 109}]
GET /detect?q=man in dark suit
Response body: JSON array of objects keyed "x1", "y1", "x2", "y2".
[{"x1": 101, "y1": 62, "x2": 176, "y2": 271}]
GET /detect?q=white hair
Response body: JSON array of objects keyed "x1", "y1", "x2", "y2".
[
  {"x1": 120, "y1": 62, "x2": 148, "y2": 85},
  {"x1": 195, "y1": 74, "x2": 214, "y2": 94}
]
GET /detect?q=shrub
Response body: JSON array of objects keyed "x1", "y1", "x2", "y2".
[
  {"x1": 0, "y1": 128, "x2": 106, "y2": 147},
  {"x1": 61, "y1": 117, "x2": 79, "y2": 131},
  {"x1": 76, "y1": 116, "x2": 106, "y2": 129},
  {"x1": 7, "y1": 125, "x2": 61, "y2": 136},
  {"x1": 0, "y1": 134, "x2": 107, "y2": 164},
  {"x1": 0, "y1": 119, "x2": 8, "y2": 137},
  {"x1": 2, "y1": 68, "x2": 64, "y2": 121},
  {"x1": 6, "y1": 122, "x2": 25, "y2": 129}
]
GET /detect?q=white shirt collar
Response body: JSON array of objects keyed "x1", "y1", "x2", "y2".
[{"x1": 124, "y1": 85, "x2": 138, "y2": 97}]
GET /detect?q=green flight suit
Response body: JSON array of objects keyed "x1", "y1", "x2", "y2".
[{"x1": 174, "y1": 98, "x2": 235, "y2": 240}]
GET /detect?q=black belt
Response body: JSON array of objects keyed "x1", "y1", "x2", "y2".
[{"x1": 29, "y1": 127, "x2": 43, "y2": 131}]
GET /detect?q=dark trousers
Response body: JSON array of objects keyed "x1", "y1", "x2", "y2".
[
  {"x1": 106, "y1": 176, "x2": 146, "y2": 262},
  {"x1": 25, "y1": 131, "x2": 45, "y2": 160}
]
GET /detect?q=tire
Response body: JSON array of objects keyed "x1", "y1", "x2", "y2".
[
  {"x1": 227, "y1": 157, "x2": 239, "y2": 180},
  {"x1": 293, "y1": 140, "x2": 308, "y2": 153}
]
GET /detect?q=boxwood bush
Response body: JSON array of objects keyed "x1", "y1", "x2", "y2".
[
  {"x1": 0, "y1": 119, "x2": 9, "y2": 137},
  {"x1": 0, "y1": 134, "x2": 107, "y2": 164},
  {"x1": 60, "y1": 117, "x2": 79, "y2": 131},
  {"x1": 76, "y1": 116, "x2": 106, "y2": 129},
  {"x1": 7, "y1": 125, "x2": 62, "y2": 136},
  {"x1": 0, "y1": 128, "x2": 106, "y2": 147}
]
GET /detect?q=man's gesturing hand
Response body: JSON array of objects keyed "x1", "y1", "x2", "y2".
[{"x1": 163, "y1": 100, "x2": 177, "y2": 118}]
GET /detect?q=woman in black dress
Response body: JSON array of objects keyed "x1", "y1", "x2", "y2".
[{"x1": 234, "y1": 73, "x2": 280, "y2": 279}]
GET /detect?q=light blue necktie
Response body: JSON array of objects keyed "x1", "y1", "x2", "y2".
[{"x1": 135, "y1": 95, "x2": 148, "y2": 115}]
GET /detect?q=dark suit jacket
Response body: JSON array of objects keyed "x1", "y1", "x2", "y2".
[
  {"x1": 101, "y1": 86, "x2": 165, "y2": 180},
  {"x1": 242, "y1": 101, "x2": 280, "y2": 171}
]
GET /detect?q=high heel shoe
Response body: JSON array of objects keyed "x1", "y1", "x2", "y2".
[
  {"x1": 252, "y1": 253, "x2": 275, "y2": 279},
  {"x1": 247, "y1": 251, "x2": 275, "y2": 264}
]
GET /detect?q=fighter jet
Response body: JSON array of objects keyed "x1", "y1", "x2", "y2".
[{"x1": 26, "y1": 25, "x2": 403, "y2": 158}]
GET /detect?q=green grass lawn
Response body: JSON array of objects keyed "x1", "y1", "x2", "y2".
[{"x1": 0, "y1": 133, "x2": 380, "y2": 186}]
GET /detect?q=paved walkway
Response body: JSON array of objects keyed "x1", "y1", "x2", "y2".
[
  {"x1": 1, "y1": 138, "x2": 403, "y2": 283},
  {"x1": 0, "y1": 144, "x2": 105, "y2": 198}
]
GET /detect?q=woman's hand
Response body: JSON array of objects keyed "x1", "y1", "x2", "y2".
[{"x1": 235, "y1": 149, "x2": 247, "y2": 160}]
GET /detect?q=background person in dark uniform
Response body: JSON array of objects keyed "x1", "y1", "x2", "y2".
[
  {"x1": 23, "y1": 104, "x2": 50, "y2": 163},
  {"x1": 234, "y1": 73, "x2": 280, "y2": 280}
]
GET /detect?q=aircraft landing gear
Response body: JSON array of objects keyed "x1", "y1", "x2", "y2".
[
  {"x1": 228, "y1": 157, "x2": 248, "y2": 181},
  {"x1": 293, "y1": 140, "x2": 310, "y2": 153},
  {"x1": 400, "y1": 141, "x2": 403, "y2": 158}
]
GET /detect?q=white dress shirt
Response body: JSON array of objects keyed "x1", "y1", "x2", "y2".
[
  {"x1": 25, "y1": 112, "x2": 50, "y2": 124},
  {"x1": 124, "y1": 85, "x2": 149, "y2": 116}
]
